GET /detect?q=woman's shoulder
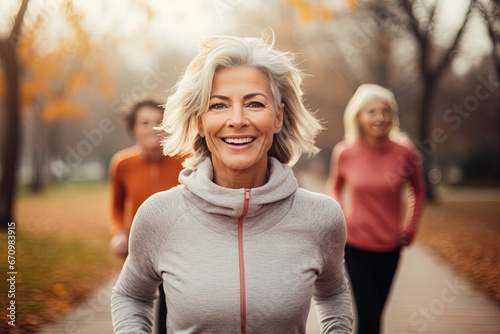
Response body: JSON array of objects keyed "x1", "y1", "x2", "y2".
[
  {"x1": 333, "y1": 139, "x2": 352, "y2": 151},
  {"x1": 332, "y1": 140, "x2": 357, "y2": 158},
  {"x1": 128, "y1": 187, "x2": 186, "y2": 256},
  {"x1": 294, "y1": 188, "x2": 343, "y2": 220},
  {"x1": 140, "y1": 186, "x2": 184, "y2": 212},
  {"x1": 389, "y1": 140, "x2": 420, "y2": 159},
  {"x1": 293, "y1": 189, "x2": 346, "y2": 243},
  {"x1": 110, "y1": 146, "x2": 141, "y2": 166},
  {"x1": 133, "y1": 186, "x2": 185, "y2": 228}
]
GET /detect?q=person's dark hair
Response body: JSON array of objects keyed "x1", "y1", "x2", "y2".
[{"x1": 124, "y1": 99, "x2": 164, "y2": 133}]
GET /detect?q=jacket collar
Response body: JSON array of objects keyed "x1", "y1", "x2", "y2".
[{"x1": 179, "y1": 157, "x2": 298, "y2": 219}]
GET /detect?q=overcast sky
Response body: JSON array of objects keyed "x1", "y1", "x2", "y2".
[{"x1": 0, "y1": 0, "x2": 492, "y2": 73}]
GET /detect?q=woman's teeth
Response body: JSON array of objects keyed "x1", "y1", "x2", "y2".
[{"x1": 224, "y1": 137, "x2": 255, "y2": 144}]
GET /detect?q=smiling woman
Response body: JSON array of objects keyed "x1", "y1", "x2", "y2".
[
  {"x1": 327, "y1": 83, "x2": 426, "y2": 334},
  {"x1": 111, "y1": 33, "x2": 353, "y2": 334},
  {"x1": 199, "y1": 66, "x2": 284, "y2": 188}
]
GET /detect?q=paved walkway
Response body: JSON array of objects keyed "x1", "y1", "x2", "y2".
[
  {"x1": 39, "y1": 184, "x2": 500, "y2": 333},
  {"x1": 38, "y1": 243, "x2": 500, "y2": 334}
]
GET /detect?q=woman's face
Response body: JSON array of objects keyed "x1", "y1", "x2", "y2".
[
  {"x1": 199, "y1": 66, "x2": 283, "y2": 183},
  {"x1": 357, "y1": 99, "x2": 392, "y2": 144},
  {"x1": 132, "y1": 106, "x2": 163, "y2": 152}
]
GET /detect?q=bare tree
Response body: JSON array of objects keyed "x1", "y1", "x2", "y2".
[
  {"x1": 475, "y1": 0, "x2": 500, "y2": 79},
  {"x1": 0, "y1": 0, "x2": 29, "y2": 231},
  {"x1": 399, "y1": 0, "x2": 474, "y2": 200},
  {"x1": 0, "y1": 0, "x2": 117, "y2": 229},
  {"x1": 475, "y1": 0, "x2": 500, "y2": 182}
]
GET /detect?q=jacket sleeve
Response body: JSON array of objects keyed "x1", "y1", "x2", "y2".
[
  {"x1": 313, "y1": 199, "x2": 353, "y2": 333},
  {"x1": 328, "y1": 143, "x2": 346, "y2": 206},
  {"x1": 401, "y1": 147, "x2": 426, "y2": 242},
  {"x1": 108, "y1": 155, "x2": 126, "y2": 235},
  {"x1": 111, "y1": 194, "x2": 166, "y2": 333}
]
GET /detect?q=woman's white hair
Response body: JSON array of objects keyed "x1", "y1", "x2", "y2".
[
  {"x1": 343, "y1": 83, "x2": 411, "y2": 145},
  {"x1": 156, "y1": 32, "x2": 324, "y2": 170}
]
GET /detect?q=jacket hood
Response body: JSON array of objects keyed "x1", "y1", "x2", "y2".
[{"x1": 179, "y1": 157, "x2": 298, "y2": 219}]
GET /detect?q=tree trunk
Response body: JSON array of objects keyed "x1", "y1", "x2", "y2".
[
  {"x1": 0, "y1": 43, "x2": 21, "y2": 231},
  {"x1": 29, "y1": 106, "x2": 46, "y2": 193},
  {"x1": 417, "y1": 76, "x2": 437, "y2": 202},
  {"x1": 0, "y1": 0, "x2": 30, "y2": 231}
]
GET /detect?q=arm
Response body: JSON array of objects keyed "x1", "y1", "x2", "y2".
[
  {"x1": 108, "y1": 157, "x2": 128, "y2": 257},
  {"x1": 111, "y1": 196, "x2": 165, "y2": 333},
  {"x1": 400, "y1": 148, "x2": 426, "y2": 246},
  {"x1": 313, "y1": 201, "x2": 353, "y2": 333},
  {"x1": 109, "y1": 156, "x2": 126, "y2": 235},
  {"x1": 326, "y1": 144, "x2": 345, "y2": 205}
]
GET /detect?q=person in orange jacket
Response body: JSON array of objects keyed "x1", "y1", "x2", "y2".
[{"x1": 108, "y1": 97, "x2": 184, "y2": 334}]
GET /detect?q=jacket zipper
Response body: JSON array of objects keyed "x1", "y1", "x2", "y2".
[{"x1": 238, "y1": 188, "x2": 251, "y2": 334}]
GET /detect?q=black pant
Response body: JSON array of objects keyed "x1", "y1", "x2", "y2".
[
  {"x1": 157, "y1": 284, "x2": 167, "y2": 334},
  {"x1": 345, "y1": 245, "x2": 400, "y2": 334}
]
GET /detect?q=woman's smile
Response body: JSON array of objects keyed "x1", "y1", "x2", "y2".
[{"x1": 198, "y1": 66, "x2": 283, "y2": 188}]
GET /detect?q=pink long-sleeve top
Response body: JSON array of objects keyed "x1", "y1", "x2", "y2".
[{"x1": 330, "y1": 138, "x2": 426, "y2": 252}]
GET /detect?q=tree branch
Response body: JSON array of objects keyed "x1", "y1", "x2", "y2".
[
  {"x1": 401, "y1": 0, "x2": 426, "y2": 43},
  {"x1": 434, "y1": 0, "x2": 474, "y2": 78},
  {"x1": 475, "y1": 0, "x2": 500, "y2": 78},
  {"x1": 426, "y1": 0, "x2": 437, "y2": 34},
  {"x1": 401, "y1": 0, "x2": 429, "y2": 75},
  {"x1": 4, "y1": 0, "x2": 30, "y2": 48}
]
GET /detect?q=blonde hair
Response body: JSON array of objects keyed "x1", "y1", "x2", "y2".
[
  {"x1": 343, "y1": 83, "x2": 410, "y2": 145},
  {"x1": 157, "y1": 33, "x2": 324, "y2": 170}
]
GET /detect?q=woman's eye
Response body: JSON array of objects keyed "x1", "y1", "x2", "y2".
[
  {"x1": 209, "y1": 103, "x2": 226, "y2": 110},
  {"x1": 247, "y1": 101, "x2": 265, "y2": 109}
]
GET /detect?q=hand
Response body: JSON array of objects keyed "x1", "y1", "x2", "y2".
[
  {"x1": 399, "y1": 231, "x2": 413, "y2": 246},
  {"x1": 110, "y1": 231, "x2": 129, "y2": 258}
]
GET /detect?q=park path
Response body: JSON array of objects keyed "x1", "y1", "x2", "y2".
[
  {"x1": 37, "y1": 241, "x2": 500, "y2": 334},
  {"x1": 39, "y1": 182, "x2": 500, "y2": 333}
]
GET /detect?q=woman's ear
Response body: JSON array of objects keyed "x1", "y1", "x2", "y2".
[
  {"x1": 274, "y1": 103, "x2": 284, "y2": 134},
  {"x1": 197, "y1": 119, "x2": 205, "y2": 138}
]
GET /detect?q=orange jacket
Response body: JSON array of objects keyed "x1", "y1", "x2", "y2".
[{"x1": 108, "y1": 146, "x2": 184, "y2": 235}]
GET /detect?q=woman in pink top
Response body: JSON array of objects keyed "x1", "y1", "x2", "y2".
[{"x1": 327, "y1": 84, "x2": 425, "y2": 334}]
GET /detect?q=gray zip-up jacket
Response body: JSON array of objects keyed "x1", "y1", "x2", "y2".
[{"x1": 111, "y1": 157, "x2": 352, "y2": 333}]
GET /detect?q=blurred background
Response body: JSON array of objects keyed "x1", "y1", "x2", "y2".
[
  {"x1": 1, "y1": 0, "x2": 499, "y2": 194},
  {"x1": 0, "y1": 0, "x2": 499, "y2": 333}
]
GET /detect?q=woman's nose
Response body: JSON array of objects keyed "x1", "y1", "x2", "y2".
[
  {"x1": 373, "y1": 110, "x2": 388, "y2": 121},
  {"x1": 227, "y1": 104, "x2": 248, "y2": 128}
]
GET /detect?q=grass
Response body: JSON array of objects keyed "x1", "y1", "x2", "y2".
[
  {"x1": 416, "y1": 201, "x2": 500, "y2": 302},
  {"x1": 0, "y1": 182, "x2": 122, "y2": 333},
  {"x1": 14, "y1": 181, "x2": 113, "y2": 238},
  {"x1": 0, "y1": 236, "x2": 119, "y2": 333},
  {"x1": 0, "y1": 181, "x2": 498, "y2": 333}
]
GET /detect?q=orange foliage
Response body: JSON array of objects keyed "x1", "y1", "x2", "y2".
[
  {"x1": 347, "y1": 0, "x2": 358, "y2": 11},
  {"x1": 286, "y1": 0, "x2": 358, "y2": 22},
  {"x1": 43, "y1": 99, "x2": 86, "y2": 123},
  {"x1": 1, "y1": 0, "x2": 115, "y2": 124}
]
